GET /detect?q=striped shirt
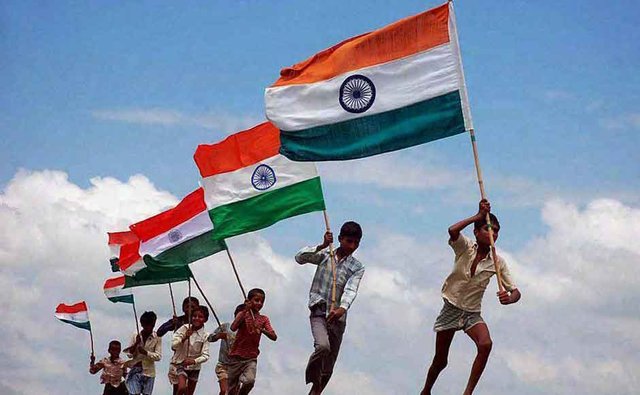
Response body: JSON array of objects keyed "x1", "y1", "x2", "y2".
[{"x1": 295, "y1": 246, "x2": 365, "y2": 312}]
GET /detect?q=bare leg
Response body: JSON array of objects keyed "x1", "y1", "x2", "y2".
[
  {"x1": 218, "y1": 377, "x2": 228, "y2": 395},
  {"x1": 462, "y1": 323, "x2": 492, "y2": 395},
  {"x1": 420, "y1": 329, "x2": 455, "y2": 395},
  {"x1": 177, "y1": 375, "x2": 189, "y2": 395},
  {"x1": 186, "y1": 379, "x2": 198, "y2": 395}
]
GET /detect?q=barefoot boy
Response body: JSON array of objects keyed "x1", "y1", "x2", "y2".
[
  {"x1": 90, "y1": 340, "x2": 128, "y2": 395},
  {"x1": 169, "y1": 305, "x2": 210, "y2": 395},
  {"x1": 420, "y1": 199, "x2": 521, "y2": 395},
  {"x1": 124, "y1": 311, "x2": 162, "y2": 395},
  {"x1": 296, "y1": 221, "x2": 365, "y2": 395},
  {"x1": 227, "y1": 288, "x2": 277, "y2": 395}
]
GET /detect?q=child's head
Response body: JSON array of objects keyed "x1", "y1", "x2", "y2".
[
  {"x1": 191, "y1": 306, "x2": 208, "y2": 329},
  {"x1": 473, "y1": 213, "x2": 500, "y2": 245},
  {"x1": 108, "y1": 340, "x2": 121, "y2": 358},
  {"x1": 182, "y1": 296, "x2": 200, "y2": 315},
  {"x1": 338, "y1": 221, "x2": 362, "y2": 255},
  {"x1": 140, "y1": 311, "x2": 157, "y2": 333},
  {"x1": 234, "y1": 303, "x2": 245, "y2": 317},
  {"x1": 247, "y1": 288, "x2": 266, "y2": 312}
]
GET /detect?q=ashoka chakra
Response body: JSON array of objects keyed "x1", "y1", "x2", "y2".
[
  {"x1": 339, "y1": 74, "x2": 376, "y2": 114},
  {"x1": 251, "y1": 164, "x2": 277, "y2": 190}
]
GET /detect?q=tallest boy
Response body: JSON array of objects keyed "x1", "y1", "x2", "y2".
[{"x1": 296, "y1": 221, "x2": 365, "y2": 395}]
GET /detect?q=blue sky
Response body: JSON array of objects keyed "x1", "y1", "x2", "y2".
[{"x1": 1, "y1": 1, "x2": 639, "y2": 394}]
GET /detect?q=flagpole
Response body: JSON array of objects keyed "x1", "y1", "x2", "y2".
[
  {"x1": 468, "y1": 129, "x2": 504, "y2": 292},
  {"x1": 168, "y1": 283, "x2": 178, "y2": 317},
  {"x1": 132, "y1": 297, "x2": 141, "y2": 336},
  {"x1": 225, "y1": 248, "x2": 247, "y2": 299},
  {"x1": 191, "y1": 274, "x2": 222, "y2": 327},
  {"x1": 85, "y1": 308, "x2": 95, "y2": 358},
  {"x1": 322, "y1": 210, "x2": 338, "y2": 310},
  {"x1": 188, "y1": 278, "x2": 192, "y2": 327}
]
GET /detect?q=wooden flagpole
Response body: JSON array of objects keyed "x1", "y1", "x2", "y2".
[
  {"x1": 191, "y1": 274, "x2": 222, "y2": 327},
  {"x1": 131, "y1": 297, "x2": 141, "y2": 336},
  {"x1": 85, "y1": 308, "x2": 95, "y2": 358},
  {"x1": 322, "y1": 210, "x2": 338, "y2": 310},
  {"x1": 168, "y1": 283, "x2": 178, "y2": 317},
  {"x1": 468, "y1": 129, "x2": 504, "y2": 292},
  {"x1": 224, "y1": 247, "x2": 257, "y2": 323}
]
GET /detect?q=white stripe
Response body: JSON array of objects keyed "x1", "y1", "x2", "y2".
[
  {"x1": 55, "y1": 311, "x2": 89, "y2": 323},
  {"x1": 104, "y1": 286, "x2": 132, "y2": 299},
  {"x1": 201, "y1": 154, "x2": 319, "y2": 209},
  {"x1": 265, "y1": 43, "x2": 461, "y2": 131},
  {"x1": 109, "y1": 245, "x2": 120, "y2": 259},
  {"x1": 138, "y1": 210, "x2": 213, "y2": 257},
  {"x1": 121, "y1": 259, "x2": 147, "y2": 276},
  {"x1": 448, "y1": 1, "x2": 473, "y2": 130}
]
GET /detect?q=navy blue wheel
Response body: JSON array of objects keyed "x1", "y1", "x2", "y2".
[
  {"x1": 251, "y1": 164, "x2": 277, "y2": 190},
  {"x1": 339, "y1": 74, "x2": 376, "y2": 113}
]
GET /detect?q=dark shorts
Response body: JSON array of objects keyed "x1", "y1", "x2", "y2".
[
  {"x1": 168, "y1": 364, "x2": 201, "y2": 384},
  {"x1": 103, "y1": 382, "x2": 128, "y2": 395},
  {"x1": 433, "y1": 299, "x2": 484, "y2": 332}
]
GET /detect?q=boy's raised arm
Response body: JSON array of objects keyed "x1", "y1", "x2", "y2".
[
  {"x1": 295, "y1": 231, "x2": 333, "y2": 265},
  {"x1": 448, "y1": 199, "x2": 490, "y2": 241},
  {"x1": 88, "y1": 356, "x2": 103, "y2": 374}
]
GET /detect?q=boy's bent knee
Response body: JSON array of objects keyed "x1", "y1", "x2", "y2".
[
  {"x1": 477, "y1": 339, "x2": 492, "y2": 355},
  {"x1": 431, "y1": 357, "x2": 448, "y2": 371}
]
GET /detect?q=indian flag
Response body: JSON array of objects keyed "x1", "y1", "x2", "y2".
[
  {"x1": 265, "y1": 1, "x2": 472, "y2": 161},
  {"x1": 193, "y1": 122, "x2": 326, "y2": 240},
  {"x1": 103, "y1": 275, "x2": 134, "y2": 304},
  {"x1": 118, "y1": 188, "x2": 227, "y2": 276},
  {"x1": 55, "y1": 301, "x2": 91, "y2": 331},
  {"x1": 108, "y1": 231, "x2": 138, "y2": 272}
]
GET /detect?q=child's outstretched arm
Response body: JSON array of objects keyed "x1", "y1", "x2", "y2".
[
  {"x1": 89, "y1": 356, "x2": 103, "y2": 374},
  {"x1": 448, "y1": 199, "x2": 491, "y2": 241},
  {"x1": 295, "y1": 231, "x2": 333, "y2": 265}
]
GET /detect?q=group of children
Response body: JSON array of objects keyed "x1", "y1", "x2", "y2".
[{"x1": 90, "y1": 200, "x2": 520, "y2": 395}]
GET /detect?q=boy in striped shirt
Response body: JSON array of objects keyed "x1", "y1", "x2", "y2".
[{"x1": 296, "y1": 221, "x2": 365, "y2": 395}]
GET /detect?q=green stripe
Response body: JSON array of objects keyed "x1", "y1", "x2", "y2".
[
  {"x1": 145, "y1": 230, "x2": 227, "y2": 270},
  {"x1": 59, "y1": 319, "x2": 92, "y2": 331},
  {"x1": 279, "y1": 90, "x2": 466, "y2": 161},
  {"x1": 210, "y1": 177, "x2": 325, "y2": 240},
  {"x1": 124, "y1": 266, "x2": 192, "y2": 289},
  {"x1": 107, "y1": 295, "x2": 134, "y2": 304}
]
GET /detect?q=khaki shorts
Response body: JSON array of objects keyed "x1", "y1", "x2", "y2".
[
  {"x1": 433, "y1": 299, "x2": 484, "y2": 332},
  {"x1": 168, "y1": 364, "x2": 201, "y2": 385},
  {"x1": 215, "y1": 362, "x2": 228, "y2": 381}
]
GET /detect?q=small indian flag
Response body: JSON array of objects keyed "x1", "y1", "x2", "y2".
[
  {"x1": 103, "y1": 275, "x2": 134, "y2": 304},
  {"x1": 55, "y1": 301, "x2": 91, "y2": 331},
  {"x1": 118, "y1": 188, "x2": 227, "y2": 276},
  {"x1": 194, "y1": 122, "x2": 326, "y2": 240},
  {"x1": 265, "y1": 1, "x2": 471, "y2": 161}
]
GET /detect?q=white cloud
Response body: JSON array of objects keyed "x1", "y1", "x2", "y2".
[
  {"x1": 1, "y1": 170, "x2": 640, "y2": 394},
  {"x1": 91, "y1": 108, "x2": 261, "y2": 131}
]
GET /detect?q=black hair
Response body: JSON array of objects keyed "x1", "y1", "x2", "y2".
[
  {"x1": 474, "y1": 213, "x2": 500, "y2": 231},
  {"x1": 339, "y1": 221, "x2": 363, "y2": 239},
  {"x1": 234, "y1": 304, "x2": 245, "y2": 316},
  {"x1": 197, "y1": 305, "x2": 209, "y2": 322},
  {"x1": 247, "y1": 288, "x2": 265, "y2": 300},
  {"x1": 140, "y1": 311, "x2": 157, "y2": 325},
  {"x1": 108, "y1": 340, "x2": 121, "y2": 348},
  {"x1": 182, "y1": 296, "x2": 199, "y2": 307}
]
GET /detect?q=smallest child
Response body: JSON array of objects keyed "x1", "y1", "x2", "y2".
[
  {"x1": 90, "y1": 340, "x2": 128, "y2": 395},
  {"x1": 208, "y1": 304, "x2": 245, "y2": 395},
  {"x1": 227, "y1": 288, "x2": 277, "y2": 395},
  {"x1": 169, "y1": 305, "x2": 211, "y2": 395}
]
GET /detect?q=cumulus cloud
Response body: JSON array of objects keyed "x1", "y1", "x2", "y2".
[{"x1": 1, "y1": 170, "x2": 639, "y2": 394}]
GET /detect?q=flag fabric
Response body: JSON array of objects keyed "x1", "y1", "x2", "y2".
[
  {"x1": 118, "y1": 188, "x2": 227, "y2": 276},
  {"x1": 103, "y1": 275, "x2": 134, "y2": 304},
  {"x1": 108, "y1": 231, "x2": 138, "y2": 272},
  {"x1": 55, "y1": 301, "x2": 91, "y2": 331},
  {"x1": 123, "y1": 265, "x2": 192, "y2": 289},
  {"x1": 265, "y1": 1, "x2": 472, "y2": 161},
  {"x1": 193, "y1": 122, "x2": 326, "y2": 240}
]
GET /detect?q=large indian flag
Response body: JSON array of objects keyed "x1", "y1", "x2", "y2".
[
  {"x1": 55, "y1": 301, "x2": 91, "y2": 331},
  {"x1": 194, "y1": 122, "x2": 326, "y2": 240},
  {"x1": 118, "y1": 188, "x2": 227, "y2": 276},
  {"x1": 265, "y1": 1, "x2": 472, "y2": 161},
  {"x1": 103, "y1": 276, "x2": 134, "y2": 304}
]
